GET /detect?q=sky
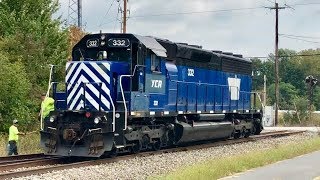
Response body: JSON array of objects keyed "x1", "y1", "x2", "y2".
[{"x1": 57, "y1": 0, "x2": 320, "y2": 57}]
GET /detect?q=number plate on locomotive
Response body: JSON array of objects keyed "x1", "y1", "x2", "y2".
[
  {"x1": 108, "y1": 38, "x2": 130, "y2": 47},
  {"x1": 86, "y1": 39, "x2": 99, "y2": 48}
]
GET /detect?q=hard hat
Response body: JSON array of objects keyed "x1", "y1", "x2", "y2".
[{"x1": 13, "y1": 119, "x2": 18, "y2": 124}]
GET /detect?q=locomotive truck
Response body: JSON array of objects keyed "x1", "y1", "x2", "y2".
[{"x1": 40, "y1": 33, "x2": 263, "y2": 157}]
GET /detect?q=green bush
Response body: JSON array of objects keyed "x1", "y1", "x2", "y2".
[
  {"x1": 281, "y1": 97, "x2": 312, "y2": 126},
  {"x1": 0, "y1": 54, "x2": 34, "y2": 132}
]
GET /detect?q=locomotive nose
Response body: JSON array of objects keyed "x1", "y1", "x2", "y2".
[{"x1": 66, "y1": 61, "x2": 113, "y2": 111}]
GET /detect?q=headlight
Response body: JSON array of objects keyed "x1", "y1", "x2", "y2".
[
  {"x1": 94, "y1": 117, "x2": 100, "y2": 124},
  {"x1": 49, "y1": 116, "x2": 55, "y2": 123}
]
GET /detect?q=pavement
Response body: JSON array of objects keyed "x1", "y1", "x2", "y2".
[
  {"x1": 221, "y1": 150, "x2": 320, "y2": 180},
  {"x1": 264, "y1": 126, "x2": 320, "y2": 133}
]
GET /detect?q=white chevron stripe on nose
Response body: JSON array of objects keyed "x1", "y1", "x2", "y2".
[
  {"x1": 102, "y1": 62, "x2": 110, "y2": 71},
  {"x1": 67, "y1": 74, "x2": 111, "y2": 110},
  {"x1": 75, "y1": 100, "x2": 84, "y2": 110},
  {"x1": 69, "y1": 86, "x2": 84, "y2": 110},
  {"x1": 68, "y1": 75, "x2": 109, "y2": 109},
  {"x1": 67, "y1": 63, "x2": 110, "y2": 90},
  {"x1": 66, "y1": 62, "x2": 80, "y2": 82},
  {"x1": 83, "y1": 90, "x2": 100, "y2": 110},
  {"x1": 91, "y1": 63, "x2": 110, "y2": 84},
  {"x1": 86, "y1": 84, "x2": 110, "y2": 109}
]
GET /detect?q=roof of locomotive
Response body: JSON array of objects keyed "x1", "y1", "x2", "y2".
[
  {"x1": 73, "y1": 33, "x2": 251, "y2": 64},
  {"x1": 155, "y1": 37, "x2": 251, "y2": 63}
]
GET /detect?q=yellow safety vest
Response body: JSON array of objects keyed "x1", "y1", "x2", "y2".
[
  {"x1": 41, "y1": 97, "x2": 55, "y2": 118},
  {"x1": 8, "y1": 125, "x2": 19, "y2": 142}
]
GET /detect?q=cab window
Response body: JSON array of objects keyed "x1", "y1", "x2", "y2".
[{"x1": 151, "y1": 54, "x2": 161, "y2": 72}]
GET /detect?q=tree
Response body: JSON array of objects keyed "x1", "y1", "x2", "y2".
[
  {"x1": 0, "y1": 0, "x2": 68, "y2": 89},
  {"x1": 0, "y1": 0, "x2": 68, "y2": 132},
  {"x1": 0, "y1": 54, "x2": 32, "y2": 132},
  {"x1": 68, "y1": 26, "x2": 86, "y2": 60},
  {"x1": 268, "y1": 82, "x2": 299, "y2": 109}
]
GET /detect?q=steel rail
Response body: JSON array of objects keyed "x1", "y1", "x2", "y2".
[
  {"x1": 0, "y1": 157, "x2": 65, "y2": 172},
  {"x1": 0, "y1": 153, "x2": 49, "y2": 163},
  {"x1": 0, "y1": 130, "x2": 304, "y2": 179},
  {"x1": 0, "y1": 156, "x2": 58, "y2": 166}
]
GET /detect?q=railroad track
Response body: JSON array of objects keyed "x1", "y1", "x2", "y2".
[
  {"x1": 0, "y1": 153, "x2": 59, "y2": 167},
  {"x1": 0, "y1": 130, "x2": 304, "y2": 179},
  {"x1": 0, "y1": 153, "x2": 48, "y2": 164}
]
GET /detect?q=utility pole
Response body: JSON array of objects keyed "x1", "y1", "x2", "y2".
[
  {"x1": 266, "y1": 2, "x2": 286, "y2": 126},
  {"x1": 119, "y1": 0, "x2": 129, "y2": 33},
  {"x1": 123, "y1": 0, "x2": 127, "y2": 33}
]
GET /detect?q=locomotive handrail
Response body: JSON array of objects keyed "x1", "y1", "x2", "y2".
[
  {"x1": 40, "y1": 65, "x2": 55, "y2": 130},
  {"x1": 119, "y1": 65, "x2": 146, "y2": 130}
]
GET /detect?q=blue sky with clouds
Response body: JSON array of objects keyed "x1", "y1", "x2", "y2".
[{"x1": 57, "y1": 0, "x2": 320, "y2": 57}]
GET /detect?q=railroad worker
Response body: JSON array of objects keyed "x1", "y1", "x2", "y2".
[
  {"x1": 39, "y1": 93, "x2": 55, "y2": 119},
  {"x1": 8, "y1": 120, "x2": 25, "y2": 156}
]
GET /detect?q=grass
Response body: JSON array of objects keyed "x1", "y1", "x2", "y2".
[
  {"x1": 158, "y1": 137, "x2": 320, "y2": 180},
  {"x1": 0, "y1": 133, "x2": 42, "y2": 156}
]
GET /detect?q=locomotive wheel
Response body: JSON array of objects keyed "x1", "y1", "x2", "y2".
[
  {"x1": 241, "y1": 127, "x2": 248, "y2": 138},
  {"x1": 253, "y1": 123, "x2": 262, "y2": 135},
  {"x1": 130, "y1": 141, "x2": 142, "y2": 154},
  {"x1": 254, "y1": 126, "x2": 262, "y2": 135},
  {"x1": 106, "y1": 146, "x2": 118, "y2": 158},
  {"x1": 151, "y1": 139, "x2": 162, "y2": 151},
  {"x1": 244, "y1": 129, "x2": 251, "y2": 138},
  {"x1": 233, "y1": 130, "x2": 241, "y2": 139}
]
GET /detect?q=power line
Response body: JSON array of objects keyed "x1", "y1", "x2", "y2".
[
  {"x1": 113, "y1": 2, "x2": 121, "y2": 32},
  {"x1": 98, "y1": 0, "x2": 117, "y2": 28},
  {"x1": 129, "y1": 7, "x2": 265, "y2": 18},
  {"x1": 290, "y1": 2, "x2": 320, "y2": 6},
  {"x1": 246, "y1": 53, "x2": 320, "y2": 59},
  {"x1": 279, "y1": 33, "x2": 320, "y2": 39},
  {"x1": 265, "y1": 0, "x2": 275, "y2": 4},
  {"x1": 127, "y1": 2, "x2": 320, "y2": 19},
  {"x1": 280, "y1": 35, "x2": 320, "y2": 44}
]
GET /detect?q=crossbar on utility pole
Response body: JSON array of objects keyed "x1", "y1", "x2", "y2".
[{"x1": 266, "y1": 3, "x2": 286, "y2": 126}]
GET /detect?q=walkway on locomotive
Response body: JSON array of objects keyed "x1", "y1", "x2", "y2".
[{"x1": 52, "y1": 33, "x2": 256, "y2": 117}]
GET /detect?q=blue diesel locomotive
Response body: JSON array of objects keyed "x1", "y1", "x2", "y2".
[{"x1": 40, "y1": 33, "x2": 263, "y2": 157}]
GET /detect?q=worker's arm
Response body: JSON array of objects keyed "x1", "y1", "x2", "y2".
[{"x1": 15, "y1": 128, "x2": 26, "y2": 136}]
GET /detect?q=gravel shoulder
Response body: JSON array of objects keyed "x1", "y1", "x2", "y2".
[{"x1": 12, "y1": 132, "x2": 318, "y2": 180}]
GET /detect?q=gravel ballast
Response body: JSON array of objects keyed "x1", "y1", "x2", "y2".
[{"x1": 12, "y1": 132, "x2": 318, "y2": 180}]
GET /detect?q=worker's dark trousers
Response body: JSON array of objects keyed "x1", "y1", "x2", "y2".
[{"x1": 8, "y1": 140, "x2": 18, "y2": 156}]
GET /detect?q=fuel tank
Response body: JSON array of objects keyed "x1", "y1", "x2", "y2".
[{"x1": 174, "y1": 121, "x2": 233, "y2": 144}]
